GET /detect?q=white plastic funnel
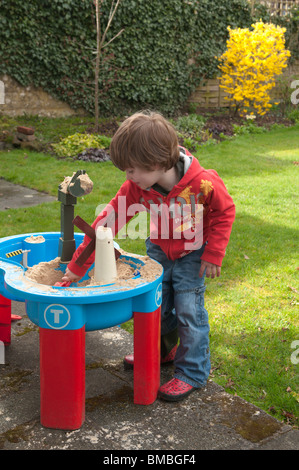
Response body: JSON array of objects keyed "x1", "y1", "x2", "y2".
[{"x1": 94, "y1": 226, "x2": 117, "y2": 284}]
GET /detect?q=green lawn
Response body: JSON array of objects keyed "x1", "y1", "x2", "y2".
[
  {"x1": 197, "y1": 126, "x2": 299, "y2": 426},
  {"x1": 0, "y1": 123, "x2": 298, "y2": 426}
]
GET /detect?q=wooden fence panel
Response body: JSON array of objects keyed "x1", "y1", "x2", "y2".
[
  {"x1": 189, "y1": 79, "x2": 230, "y2": 108},
  {"x1": 256, "y1": 0, "x2": 299, "y2": 16}
]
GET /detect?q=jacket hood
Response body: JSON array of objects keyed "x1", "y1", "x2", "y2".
[{"x1": 171, "y1": 150, "x2": 205, "y2": 195}]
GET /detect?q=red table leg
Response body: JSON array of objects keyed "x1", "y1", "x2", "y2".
[
  {"x1": 133, "y1": 307, "x2": 161, "y2": 405},
  {"x1": 39, "y1": 326, "x2": 85, "y2": 430},
  {"x1": 0, "y1": 295, "x2": 11, "y2": 346}
]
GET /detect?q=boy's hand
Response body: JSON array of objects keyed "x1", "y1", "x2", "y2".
[
  {"x1": 199, "y1": 261, "x2": 221, "y2": 279},
  {"x1": 61, "y1": 268, "x2": 82, "y2": 283}
]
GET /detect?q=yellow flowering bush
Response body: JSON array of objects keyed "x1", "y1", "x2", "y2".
[{"x1": 218, "y1": 21, "x2": 291, "y2": 116}]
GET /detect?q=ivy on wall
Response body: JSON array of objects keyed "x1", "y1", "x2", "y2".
[
  {"x1": 109, "y1": 0, "x2": 253, "y2": 113},
  {"x1": 0, "y1": 0, "x2": 96, "y2": 111},
  {"x1": 0, "y1": 0, "x2": 297, "y2": 115}
]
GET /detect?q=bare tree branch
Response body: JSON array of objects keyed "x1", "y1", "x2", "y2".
[
  {"x1": 100, "y1": 0, "x2": 122, "y2": 48},
  {"x1": 94, "y1": 0, "x2": 123, "y2": 131},
  {"x1": 102, "y1": 28, "x2": 124, "y2": 49}
]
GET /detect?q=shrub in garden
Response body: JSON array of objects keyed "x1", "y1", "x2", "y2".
[
  {"x1": 217, "y1": 21, "x2": 291, "y2": 116},
  {"x1": 172, "y1": 114, "x2": 208, "y2": 152},
  {"x1": 52, "y1": 133, "x2": 111, "y2": 157},
  {"x1": 287, "y1": 108, "x2": 299, "y2": 123}
]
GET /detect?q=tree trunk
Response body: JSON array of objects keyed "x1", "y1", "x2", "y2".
[{"x1": 95, "y1": 0, "x2": 101, "y2": 132}]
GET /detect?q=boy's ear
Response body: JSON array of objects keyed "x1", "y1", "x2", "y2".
[{"x1": 153, "y1": 163, "x2": 164, "y2": 171}]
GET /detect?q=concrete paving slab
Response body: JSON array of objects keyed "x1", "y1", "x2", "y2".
[{"x1": 0, "y1": 178, "x2": 56, "y2": 211}]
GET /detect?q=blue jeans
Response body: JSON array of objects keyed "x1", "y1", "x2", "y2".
[{"x1": 146, "y1": 238, "x2": 211, "y2": 388}]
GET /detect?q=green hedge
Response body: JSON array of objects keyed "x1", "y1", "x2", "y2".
[
  {"x1": 0, "y1": 0, "x2": 297, "y2": 115},
  {"x1": 110, "y1": 0, "x2": 252, "y2": 113}
]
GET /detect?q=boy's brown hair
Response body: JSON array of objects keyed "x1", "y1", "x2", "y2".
[{"x1": 109, "y1": 110, "x2": 180, "y2": 171}]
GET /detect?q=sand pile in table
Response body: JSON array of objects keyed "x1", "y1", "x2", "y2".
[
  {"x1": 25, "y1": 258, "x2": 65, "y2": 285},
  {"x1": 24, "y1": 251, "x2": 162, "y2": 288},
  {"x1": 24, "y1": 235, "x2": 46, "y2": 244}
]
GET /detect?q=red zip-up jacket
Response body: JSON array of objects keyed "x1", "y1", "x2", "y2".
[{"x1": 68, "y1": 149, "x2": 235, "y2": 278}]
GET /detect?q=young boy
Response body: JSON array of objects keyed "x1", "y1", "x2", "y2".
[{"x1": 62, "y1": 111, "x2": 235, "y2": 402}]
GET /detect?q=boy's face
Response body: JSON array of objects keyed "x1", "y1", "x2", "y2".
[{"x1": 125, "y1": 165, "x2": 165, "y2": 190}]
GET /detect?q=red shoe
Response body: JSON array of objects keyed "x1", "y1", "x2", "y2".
[
  {"x1": 158, "y1": 378, "x2": 196, "y2": 402},
  {"x1": 123, "y1": 344, "x2": 177, "y2": 370}
]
